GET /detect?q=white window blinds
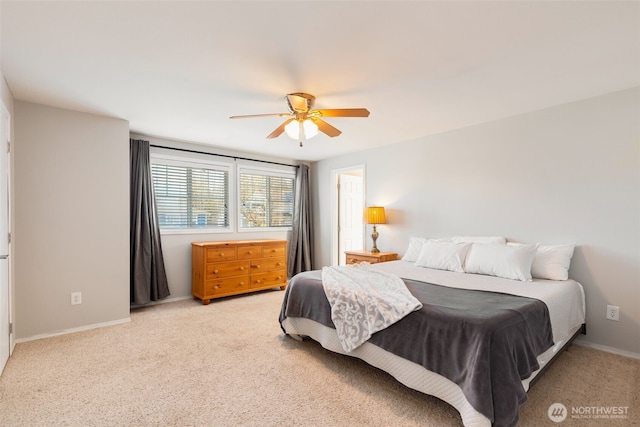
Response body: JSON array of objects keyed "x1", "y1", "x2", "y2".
[
  {"x1": 151, "y1": 162, "x2": 229, "y2": 229},
  {"x1": 239, "y1": 169, "x2": 294, "y2": 229}
]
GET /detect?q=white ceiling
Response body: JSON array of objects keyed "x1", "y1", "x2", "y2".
[{"x1": 2, "y1": 1, "x2": 639, "y2": 162}]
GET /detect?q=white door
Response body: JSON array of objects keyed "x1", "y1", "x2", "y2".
[
  {"x1": 338, "y1": 172, "x2": 364, "y2": 265},
  {"x1": 0, "y1": 104, "x2": 10, "y2": 375}
]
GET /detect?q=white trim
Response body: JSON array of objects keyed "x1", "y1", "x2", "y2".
[
  {"x1": 150, "y1": 151, "x2": 232, "y2": 170},
  {"x1": 0, "y1": 101, "x2": 11, "y2": 366},
  {"x1": 237, "y1": 163, "x2": 296, "y2": 179},
  {"x1": 573, "y1": 339, "x2": 640, "y2": 360},
  {"x1": 237, "y1": 227, "x2": 292, "y2": 233},
  {"x1": 160, "y1": 227, "x2": 233, "y2": 236},
  {"x1": 15, "y1": 317, "x2": 131, "y2": 344},
  {"x1": 130, "y1": 295, "x2": 193, "y2": 309}
]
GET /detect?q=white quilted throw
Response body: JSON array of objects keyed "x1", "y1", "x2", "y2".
[{"x1": 321, "y1": 264, "x2": 422, "y2": 353}]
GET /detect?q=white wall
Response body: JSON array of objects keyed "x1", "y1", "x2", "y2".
[
  {"x1": 312, "y1": 88, "x2": 640, "y2": 356},
  {"x1": 14, "y1": 102, "x2": 130, "y2": 339},
  {"x1": 130, "y1": 134, "x2": 299, "y2": 301}
]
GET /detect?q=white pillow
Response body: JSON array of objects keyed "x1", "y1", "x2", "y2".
[
  {"x1": 401, "y1": 236, "x2": 450, "y2": 262},
  {"x1": 465, "y1": 243, "x2": 537, "y2": 281},
  {"x1": 531, "y1": 243, "x2": 575, "y2": 281},
  {"x1": 452, "y1": 236, "x2": 507, "y2": 244},
  {"x1": 401, "y1": 237, "x2": 428, "y2": 262},
  {"x1": 415, "y1": 241, "x2": 472, "y2": 273}
]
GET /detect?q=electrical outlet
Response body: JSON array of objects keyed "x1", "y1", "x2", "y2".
[
  {"x1": 71, "y1": 292, "x2": 82, "y2": 305},
  {"x1": 606, "y1": 305, "x2": 619, "y2": 321}
]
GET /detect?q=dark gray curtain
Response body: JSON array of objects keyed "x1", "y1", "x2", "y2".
[
  {"x1": 288, "y1": 164, "x2": 314, "y2": 278},
  {"x1": 130, "y1": 139, "x2": 170, "y2": 305}
]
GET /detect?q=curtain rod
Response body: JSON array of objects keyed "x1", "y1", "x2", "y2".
[{"x1": 149, "y1": 144, "x2": 299, "y2": 169}]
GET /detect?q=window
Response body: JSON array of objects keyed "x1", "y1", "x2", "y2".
[
  {"x1": 151, "y1": 156, "x2": 231, "y2": 231},
  {"x1": 238, "y1": 167, "x2": 295, "y2": 229},
  {"x1": 149, "y1": 149, "x2": 296, "y2": 233}
]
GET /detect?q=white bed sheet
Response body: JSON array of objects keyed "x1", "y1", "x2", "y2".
[
  {"x1": 281, "y1": 261, "x2": 586, "y2": 427},
  {"x1": 372, "y1": 260, "x2": 586, "y2": 344}
]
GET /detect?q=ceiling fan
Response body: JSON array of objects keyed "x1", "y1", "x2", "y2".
[{"x1": 230, "y1": 93, "x2": 370, "y2": 146}]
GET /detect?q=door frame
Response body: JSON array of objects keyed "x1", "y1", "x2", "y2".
[
  {"x1": 0, "y1": 100, "x2": 12, "y2": 374},
  {"x1": 330, "y1": 164, "x2": 366, "y2": 266}
]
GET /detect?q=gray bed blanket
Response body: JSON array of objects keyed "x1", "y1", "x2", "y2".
[{"x1": 279, "y1": 270, "x2": 554, "y2": 427}]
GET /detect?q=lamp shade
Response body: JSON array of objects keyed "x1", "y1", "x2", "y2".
[{"x1": 364, "y1": 206, "x2": 386, "y2": 224}]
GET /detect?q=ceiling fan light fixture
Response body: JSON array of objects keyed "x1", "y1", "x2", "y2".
[
  {"x1": 284, "y1": 119, "x2": 318, "y2": 140},
  {"x1": 303, "y1": 119, "x2": 319, "y2": 139},
  {"x1": 231, "y1": 92, "x2": 369, "y2": 143}
]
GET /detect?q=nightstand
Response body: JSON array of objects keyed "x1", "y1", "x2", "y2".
[{"x1": 345, "y1": 250, "x2": 398, "y2": 264}]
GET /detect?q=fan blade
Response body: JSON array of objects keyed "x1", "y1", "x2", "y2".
[
  {"x1": 267, "y1": 118, "x2": 295, "y2": 139},
  {"x1": 313, "y1": 108, "x2": 370, "y2": 118},
  {"x1": 313, "y1": 118, "x2": 342, "y2": 137},
  {"x1": 230, "y1": 113, "x2": 291, "y2": 119}
]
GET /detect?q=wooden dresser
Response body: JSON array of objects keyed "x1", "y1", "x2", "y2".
[
  {"x1": 192, "y1": 239, "x2": 288, "y2": 305},
  {"x1": 345, "y1": 250, "x2": 397, "y2": 264}
]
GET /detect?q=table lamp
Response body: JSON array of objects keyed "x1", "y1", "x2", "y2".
[{"x1": 364, "y1": 206, "x2": 386, "y2": 253}]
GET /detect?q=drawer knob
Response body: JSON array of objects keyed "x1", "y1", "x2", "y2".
[
  {"x1": 256, "y1": 279, "x2": 261, "y2": 284},
  {"x1": 213, "y1": 269, "x2": 219, "y2": 274},
  {"x1": 271, "y1": 249, "x2": 277, "y2": 253},
  {"x1": 277, "y1": 262, "x2": 282, "y2": 266},
  {"x1": 213, "y1": 285, "x2": 220, "y2": 290},
  {"x1": 255, "y1": 265, "x2": 261, "y2": 269},
  {"x1": 239, "y1": 282, "x2": 244, "y2": 286},
  {"x1": 219, "y1": 253, "x2": 224, "y2": 257},
  {"x1": 277, "y1": 276, "x2": 282, "y2": 280},
  {"x1": 248, "y1": 251, "x2": 253, "y2": 255},
  {"x1": 239, "y1": 266, "x2": 245, "y2": 271}
]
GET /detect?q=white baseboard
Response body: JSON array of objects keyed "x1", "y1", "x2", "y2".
[
  {"x1": 15, "y1": 296, "x2": 193, "y2": 344},
  {"x1": 15, "y1": 317, "x2": 131, "y2": 344},
  {"x1": 573, "y1": 339, "x2": 640, "y2": 360},
  {"x1": 130, "y1": 295, "x2": 193, "y2": 309}
]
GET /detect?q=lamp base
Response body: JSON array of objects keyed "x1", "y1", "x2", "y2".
[{"x1": 370, "y1": 225, "x2": 380, "y2": 253}]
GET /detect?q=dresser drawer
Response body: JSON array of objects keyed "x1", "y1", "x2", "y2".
[
  {"x1": 250, "y1": 271, "x2": 286, "y2": 289},
  {"x1": 206, "y1": 247, "x2": 236, "y2": 262},
  {"x1": 345, "y1": 251, "x2": 397, "y2": 265},
  {"x1": 262, "y1": 243, "x2": 286, "y2": 258},
  {"x1": 237, "y1": 245, "x2": 263, "y2": 260},
  {"x1": 250, "y1": 257, "x2": 286, "y2": 273},
  {"x1": 206, "y1": 261, "x2": 250, "y2": 279},
  {"x1": 206, "y1": 277, "x2": 249, "y2": 295},
  {"x1": 346, "y1": 255, "x2": 380, "y2": 264}
]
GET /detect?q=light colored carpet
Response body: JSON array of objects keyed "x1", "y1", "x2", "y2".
[{"x1": 0, "y1": 289, "x2": 638, "y2": 426}]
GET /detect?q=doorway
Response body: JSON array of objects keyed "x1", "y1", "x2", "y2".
[{"x1": 331, "y1": 165, "x2": 365, "y2": 266}]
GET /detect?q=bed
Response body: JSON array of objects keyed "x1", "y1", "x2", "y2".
[{"x1": 279, "y1": 240, "x2": 586, "y2": 427}]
